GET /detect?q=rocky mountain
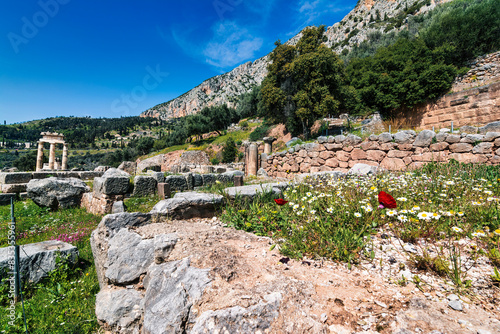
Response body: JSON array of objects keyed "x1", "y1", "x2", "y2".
[{"x1": 141, "y1": 0, "x2": 451, "y2": 120}]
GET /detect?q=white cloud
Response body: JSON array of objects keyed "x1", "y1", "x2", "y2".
[
  {"x1": 296, "y1": 0, "x2": 353, "y2": 28},
  {"x1": 203, "y1": 21, "x2": 263, "y2": 68}
]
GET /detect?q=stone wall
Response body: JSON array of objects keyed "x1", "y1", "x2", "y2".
[
  {"x1": 451, "y1": 51, "x2": 500, "y2": 93},
  {"x1": 0, "y1": 171, "x2": 103, "y2": 195},
  {"x1": 263, "y1": 125, "x2": 500, "y2": 178}
]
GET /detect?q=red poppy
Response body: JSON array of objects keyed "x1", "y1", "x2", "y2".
[
  {"x1": 378, "y1": 191, "x2": 397, "y2": 209},
  {"x1": 274, "y1": 198, "x2": 288, "y2": 206}
]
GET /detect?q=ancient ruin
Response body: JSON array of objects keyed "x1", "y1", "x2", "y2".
[{"x1": 36, "y1": 132, "x2": 68, "y2": 171}]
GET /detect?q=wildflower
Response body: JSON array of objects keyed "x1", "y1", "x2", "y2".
[
  {"x1": 494, "y1": 229, "x2": 500, "y2": 236},
  {"x1": 472, "y1": 201, "x2": 482, "y2": 206},
  {"x1": 274, "y1": 199, "x2": 288, "y2": 206},
  {"x1": 412, "y1": 206, "x2": 420, "y2": 211},
  {"x1": 471, "y1": 230, "x2": 486, "y2": 238},
  {"x1": 354, "y1": 212, "x2": 362, "y2": 217},
  {"x1": 310, "y1": 210, "x2": 316, "y2": 215},
  {"x1": 397, "y1": 197, "x2": 407, "y2": 202},
  {"x1": 378, "y1": 191, "x2": 397, "y2": 209},
  {"x1": 417, "y1": 212, "x2": 431, "y2": 220},
  {"x1": 431, "y1": 213, "x2": 441, "y2": 220},
  {"x1": 386, "y1": 210, "x2": 397, "y2": 217},
  {"x1": 365, "y1": 206, "x2": 373, "y2": 212},
  {"x1": 452, "y1": 226, "x2": 463, "y2": 233},
  {"x1": 326, "y1": 207, "x2": 334, "y2": 214},
  {"x1": 397, "y1": 215, "x2": 408, "y2": 222},
  {"x1": 445, "y1": 181, "x2": 455, "y2": 185},
  {"x1": 457, "y1": 212, "x2": 464, "y2": 216}
]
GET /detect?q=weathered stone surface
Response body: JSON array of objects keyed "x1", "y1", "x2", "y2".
[
  {"x1": 387, "y1": 150, "x2": 411, "y2": 158},
  {"x1": 350, "y1": 148, "x2": 367, "y2": 160},
  {"x1": 27, "y1": 177, "x2": 89, "y2": 210},
  {"x1": 191, "y1": 292, "x2": 282, "y2": 334},
  {"x1": 95, "y1": 289, "x2": 143, "y2": 333},
  {"x1": 151, "y1": 192, "x2": 224, "y2": 219},
  {"x1": 449, "y1": 153, "x2": 488, "y2": 164},
  {"x1": 380, "y1": 157, "x2": 406, "y2": 171},
  {"x1": 479, "y1": 121, "x2": 500, "y2": 134},
  {"x1": 105, "y1": 229, "x2": 154, "y2": 285},
  {"x1": 461, "y1": 134, "x2": 485, "y2": 143},
  {"x1": 143, "y1": 258, "x2": 212, "y2": 334},
  {"x1": 435, "y1": 132, "x2": 447, "y2": 142},
  {"x1": 450, "y1": 143, "x2": 473, "y2": 153},
  {"x1": 0, "y1": 172, "x2": 32, "y2": 184},
  {"x1": 334, "y1": 135, "x2": 346, "y2": 143},
  {"x1": 344, "y1": 134, "x2": 362, "y2": 146},
  {"x1": 97, "y1": 212, "x2": 152, "y2": 237},
  {"x1": 94, "y1": 176, "x2": 130, "y2": 196},
  {"x1": 360, "y1": 141, "x2": 380, "y2": 151},
  {"x1": 336, "y1": 151, "x2": 350, "y2": 162},
  {"x1": 118, "y1": 161, "x2": 137, "y2": 175},
  {"x1": 103, "y1": 168, "x2": 130, "y2": 178},
  {"x1": 324, "y1": 158, "x2": 339, "y2": 168},
  {"x1": 324, "y1": 143, "x2": 343, "y2": 151},
  {"x1": 217, "y1": 170, "x2": 244, "y2": 184},
  {"x1": 348, "y1": 163, "x2": 382, "y2": 176},
  {"x1": 0, "y1": 240, "x2": 78, "y2": 284},
  {"x1": 95, "y1": 166, "x2": 111, "y2": 172},
  {"x1": 164, "y1": 175, "x2": 188, "y2": 191},
  {"x1": 286, "y1": 137, "x2": 300, "y2": 147},
  {"x1": 473, "y1": 142, "x2": 493, "y2": 154},
  {"x1": 394, "y1": 130, "x2": 416, "y2": 144},
  {"x1": 133, "y1": 176, "x2": 157, "y2": 197},
  {"x1": 430, "y1": 142, "x2": 449, "y2": 151},
  {"x1": 366, "y1": 150, "x2": 386, "y2": 162},
  {"x1": 380, "y1": 142, "x2": 398, "y2": 151},
  {"x1": 180, "y1": 151, "x2": 210, "y2": 165},
  {"x1": 317, "y1": 136, "x2": 327, "y2": 144},
  {"x1": 319, "y1": 151, "x2": 333, "y2": 160},
  {"x1": 413, "y1": 130, "x2": 436, "y2": 147},
  {"x1": 460, "y1": 125, "x2": 478, "y2": 134},
  {"x1": 484, "y1": 132, "x2": 500, "y2": 141},
  {"x1": 154, "y1": 234, "x2": 178, "y2": 264},
  {"x1": 445, "y1": 134, "x2": 461, "y2": 143},
  {"x1": 224, "y1": 183, "x2": 287, "y2": 200},
  {"x1": 148, "y1": 172, "x2": 165, "y2": 184},
  {"x1": 378, "y1": 132, "x2": 393, "y2": 143},
  {"x1": 201, "y1": 173, "x2": 216, "y2": 186},
  {"x1": 1, "y1": 183, "x2": 27, "y2": 193},
  {"x1": 112, "y1": 201, "x2": 126, "y2": 213}
]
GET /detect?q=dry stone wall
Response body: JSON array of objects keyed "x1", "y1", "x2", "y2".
[{"x1": 264, "y1": 126, "x2": 500, "y2": 178}]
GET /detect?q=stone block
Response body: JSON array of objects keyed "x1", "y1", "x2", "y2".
[
  {"x1": 449, "y1": 153, "x2": 488, "y2": 164},
  {"x1": 450, "y1": 143, "x2": 473, "y2": 153},
  {"x1": 164, "y1": 175, "x2": 188, "y2": 191},
  {"x1": 158, "y1": 183, "x2": 171, "y2": 200},
  {"x1": 445, "y1": 135, "x2": 461, "y2": 144},
  {"x1": 380, "y1": 143, "x2": 398, "y2": 151},
  {"x1": 350, "y1": 148, "x2": 367, "y2": 160},
  {"x1": 429, "y1": 142, "x2": 449, "y2": 151},
  {"x1": 360, "y1": 141, "x2": 381, "y2": 151},
  {"x1": 133, "y1": 176, "x2": 157, "y2": 197},
  {"x1": 0, "y1": 240, "x2": 78, "y2": 284},
  {"x1": 336, "y1": 151, "x2": 350, "y2": 162},
  {"x1": 94, "y1": 176, "x2": 130, "y2": 196},
  {"x1": 380, "y1": 157, "x2": 406, "y2": 171},
  {"x1": 484, "y1": 132, "x2": 500, "y2": 142},
  {"x1": 1, "y1": 183, "x2": 27, "y2": 193},
  {"x1": 387, "y1": 150, "x2": 411, "y2": 158},
  {"x1": 413, "y1": 130, "x2": 436, "y2": 147},
  {"x1": 0, "y1": 172, "x2": 32, "y2": 185},
  {"x1": 319, "y1": 151, "x2": 334, "y2": 160},
  {"x1": 234, "y1": 175, "x2": 244, "y2": 187},
  {"x1": 472, "y1": 142, "x2": 493, "y2": 154},
  {"x1": 378, "y1": 132, "x2": 393, "y2": 143},
  {"x1": 398, "y1": 144, "x2": 413, "y2": 151},
  {"x1": 324, "y1": 143, "x2": 342, "y2": 151},
  {"x1": 151, "y1": 192, "x2": 224, "y2": 219}
]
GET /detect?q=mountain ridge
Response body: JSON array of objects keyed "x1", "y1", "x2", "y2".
[{"x1": 141, "y1": 0, "x2": 450, "y2": 120}]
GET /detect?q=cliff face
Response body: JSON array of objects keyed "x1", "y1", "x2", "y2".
[{"x1": 141, "y1": 0, "x2": 450, "y2": 120}]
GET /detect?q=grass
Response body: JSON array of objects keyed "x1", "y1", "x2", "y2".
[
  {"x1": 124, "y1": 195, "x2": 160, "y2": 213},
  {"x1": 221, "y1": 162, "x2": 500, "y2": 290},
  {"x1": 0, "y1": 201, "x2": 102, "y2": 333}
]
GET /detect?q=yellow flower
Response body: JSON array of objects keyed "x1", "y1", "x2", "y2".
[{"x1": 494, "y1": 229, "x2": 500, "y2": 236}]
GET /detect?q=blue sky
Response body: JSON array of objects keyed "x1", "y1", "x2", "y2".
[{"x1": 0, "y1": 0, "x2": 357, "y2": 124}]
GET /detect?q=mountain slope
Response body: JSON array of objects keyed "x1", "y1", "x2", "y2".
[{"x1": 141, "y1": 0, "x2": 450, "y2": 120}]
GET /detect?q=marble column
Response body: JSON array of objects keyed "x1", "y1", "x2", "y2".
[
  {"x1": 247, "y1": 143, "x2": 258, "y2": 176},
  {"x1": 36, "y1": 141, "x2": 44, "y2": 171},
  {"x1": 61, "y1": 144, "x2": 68, "y2": 170},
  {"x1": 48, "y1": 143, "x2": 56, "y2": 170},
  {"x1": 263, "y1": 137, "x2": 275, "y2": 155}
]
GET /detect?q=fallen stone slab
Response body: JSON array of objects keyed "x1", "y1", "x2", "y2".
[
  {"x1": 27, "y1": 177, "x2": 89, "y2": 210},
  {"x1": 150, "y1": 192, "x2": 224, "y2": 219},
  {"x1": 1, "y1": 183, "x2": 27, "y2": 194},
  {"x1": 224, "y1": 183, "x2": 288, "y2": 200},
  {"x1": 93, "y1": 176, "x2": 130, "y2": 196},
  {"x1": 95, "y1": 288, "x2": 143, "y2": 332},
  {"x1": 0, "y1": 172, "x2": 32, "y2": 184},
  {"x1": 348, "y1": 163, "x2": 384, "y2": 176},
  {"x1": 0, "y1": 240, "x2": 78, "y2": 284}
]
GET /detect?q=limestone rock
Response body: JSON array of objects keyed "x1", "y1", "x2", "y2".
[
  {"x1": 413, "y1": 130, "x2": 436, "y2": 147},
  {"x1": 394, "y1": 130, "x2": 416, "y2": 144},
  {"x1": 479, "y1": 121, "x2": 500, "y2": 134},
  {"x1": 286, "y1": 137, "x2": 300, "y2": 147},
  {"x1": 348, "y1": 163, "x2": 382, "y2": 176},
  {"x1": 112, "y1": 201, "x2": 126, "y2": 213},
  {"x1": 224, "y1": 183, "x2": 288, "y2": 200},
  {"x1": 460, "y1": 125, "x2": 478, "y2": 134},
  {"x1": 118, "y1": 161, "x2": 137, "y2": 175},
  {"x1": 105, "y1": 229, "x2": 154, "y2": 285},
  {"x1": 164, "y1": 175, "x2": 188, "y2": 191},
  {"x1": 191, "y1": 292, "x2": 282, "y2": 333},
  {"x1": 95, "y1": 289, "x2": 143, "y2": 333},
  {"x1": 154, "y1": 234, "x2": 178, "y2": 264},
  {"x1": 450, "y1": 143, "x2": 473, "y2": 153},
  {"x1": 133, "y1": 176, "x2": 157, "y2": 197},
  {"x1": 143, "y1": 258, "x2": 212, "y2": 334},
  {"x1": 217, "y1": 170, "x2": 244, "y2": 184},
  {"x1": 378, "y1": 132, "x2": 393, "y2": 143},
  {"x1": 472, "y1": 142, "x2": 493, "y2": 154},
  {"x1": 27, "y1": 177, "x2": 89, "y2": 210},
  {"x1": 180, "y1": 151, "x2": 210, "y2": 165},
  {"x1": 150, "y1": 192, "x2": 224, "y2": 219},
  {"x1": 0, "y1": 240, "x2": 78, "y2": 284},
  {"x1": 103, "y1": 168, "x2": 130, "y2": 178},
  {"x1": 446, "y1": 134, "x2": 461, "y2": 143}
]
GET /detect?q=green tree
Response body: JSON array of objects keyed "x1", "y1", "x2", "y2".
[
  {"x1": 222, "y1": 137, "x2": 237, "y2": 163},
  {"x1": 261, "y1": 26, "x2": 354, "y2": 136}
]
